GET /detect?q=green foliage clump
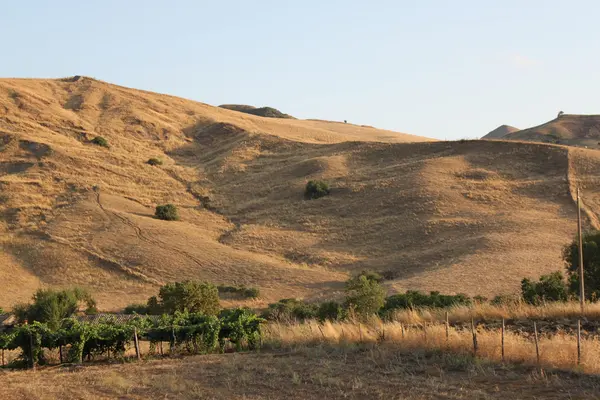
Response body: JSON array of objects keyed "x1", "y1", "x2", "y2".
[
  {"x1": 91, "y1": 136, "x2": 109, "y2": 148},
  {"x1": 563, "y1": 231, "x2": 600, "y2": 301},
  {"x1": 147, "y1": 158, "x2": 163, "y2": 166},
  {"x1": 316, "y1": 301, "x2": 346, "y2": 322},
  {"x1": 123, "y1": 304, "x2": 149, "y2": 315},
  {"x1": 348, "y1": 270, "x2": 384, "y2": 284},
  {"x1": 521, "y1": 271, "x2": 568, "y2": 305},
  {"x1": 155, "y1": 204, "x2": 179, "y2": 221},
  {"x1": 344, "y1": 275, "x2": 386, "y2": 316},
  {"x1": 13, "y1": 287, "x2": 97, "y2": 330},
  {"x1": 304, "y1": 180, "x2": 330, "y2": 200},
  {"x1": 263, "y1": 299, "x2": 318, "y2": 321},
  {"x1": 217, "y1": 285, "x2": 260, "y2": 299},
  {"x1": 219, "y1": 308, "x2": 265, "y2": 350},
  {"x1": 154, "y1": 281, "x2": 220, "y2": 316},
  {"x1": 382, "y1": 291, "x2": 471, "y2": 314},
  {"x1": 490, "y1": 294, "x2": 521, "y2": 306}
]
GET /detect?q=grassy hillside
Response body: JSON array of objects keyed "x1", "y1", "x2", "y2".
[
  {"x1": 482, "y1": 124, "x2": 519, "y2": 139},
  {"x1": 0, "y1": 76, "x2": 598, "y2": 311},
  {"x1": 219, "y1": 104, "x2": 295, "y2": 119},
  {"x1": 501, "y1": 114, "x2": 600, "y2": 148}
]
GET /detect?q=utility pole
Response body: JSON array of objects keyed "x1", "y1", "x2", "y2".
[{"x1": 577, "y1": 187, "x2": 585, "y2": 313}]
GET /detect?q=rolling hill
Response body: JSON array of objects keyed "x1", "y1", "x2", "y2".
[
  {"x1": 218, "y1": 104, "x2": 295, "y2": 119},
  {"x1": 0, "y1": 76, "x2": 598, "y2": 311},
  {"x1": 482, "y1": 125, "x2": 519, "y2": 139},
  {"x1": 497, "y1": 114, "x2": 600, "y2": 148}
]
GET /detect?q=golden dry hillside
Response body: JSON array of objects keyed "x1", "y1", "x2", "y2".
[
  {"x1": 0, "y1": 76, "x2": 598, "y2": 310},
  {"x1": 498, "y1": 114, "x2": 600, "y2": 148}
]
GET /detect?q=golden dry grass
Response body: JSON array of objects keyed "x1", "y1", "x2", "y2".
[
  {"x1": 388, "y1": 301, "x2": 600, "y2": 325},
  {"x1": 264, "y1": 318, "x2": 600, "y2": 375},
  {"x1": 1, "y1": 344, "x2": 600, "y2": 399},
  {"x1": 1, "y1": 76, "x2": 600, "y2": 312}
]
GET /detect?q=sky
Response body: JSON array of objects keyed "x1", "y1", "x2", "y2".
[{"x1": 2, "y1": 0, "x2": 600, "y2": 140}]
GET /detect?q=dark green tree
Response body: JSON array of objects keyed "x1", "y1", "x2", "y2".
[
  {"x1": 521, "y1": 271, "x2": 568, "y2": 305},
  {"x1": 13, "y1": 288, "x2": 96, "y2": 330},
  {"x1": 155, "y1": 281, "x2": 220, "y2": 316},
  {"x1": 563, "y1": 231, "x2": 600, "y2": 301},
  {"x1": 344, "y1": 275, "x2": 386, "y2": 316}
]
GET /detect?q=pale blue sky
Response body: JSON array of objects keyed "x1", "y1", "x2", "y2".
[{"x1": 2, "y1": 1, "x2": 599, "y2": 139}]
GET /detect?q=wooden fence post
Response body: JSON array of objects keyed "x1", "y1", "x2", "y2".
[
  {"x1": 401, "y1": 323, "x2": 405, "y2": 338},
  {"x1": 423, "y1": 323, "x2": 427, "y2": 343},
  {"x1": 577, "y1": 319, "x2": 582, "y2": 366},
  {"x1": 471, "y1": 318, "x2": 478, "y2": 356},
  {"x1": 134, "y1": 327, "x2": 141, "y2": 361},
  {"x1": 533, "y1": 322, "x2": 540, "y2": 368},
  {"x1": 59, "y1": 345, "x2": 63, "y2": 364},
  {"x1": 359, "y1": 323, "x2": 363, "y2": 343},
  {"x1": 1, "y1": 349, "x2": 4, "y2": 366},
  {"x1": 501, "y1": 318, "x2": 505, "y2": 363}
]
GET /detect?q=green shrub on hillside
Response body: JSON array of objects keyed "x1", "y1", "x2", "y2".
[
  {"x1": 382, "y1": 291, "x2": 471, "y2": 313},
  {"x1": 147, "y1": 158, "x2": 163, "y2": 166},
  {"x1": 154, "y1": 280, "x2": 221, "y2": 316},
  {"x1": 123, "y1": 303, "x2": 149, "y2": 315},
  {"x1": 13, "y1": 287, "x2": 97, "y2": 330},
  {"x1": 91, "y1": 136, "x2": 109, "y2": 148},
  {"x1": 317, "y1": 301, "x2": 346, "y2": 321},
  {"x1": 155, "y1": 204, "x2": 179, "y2": 221},
  {"x1": 217, "y1": 285, "x2": 260, "y2": 299},
  {"x1": 521, "y1": 271, "x2": 568, "y2": 305},
  {"x1": 345, "y1": 275, "x2": 386, "y2": 316},
  {"x1": 263, "y1": 299, "x2": 318, "y2": 321},
  {"x1": 304, "y1": 180, "x2": 330, "y2": 200}
]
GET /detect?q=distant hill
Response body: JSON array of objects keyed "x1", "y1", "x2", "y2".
[
  {"x1": 219, "y1": 104, "x2": 295, "y2": 119},
  {"x1": 482, "y1": 125, "x2": 520, "y2": 139},
  {"x1": 501, "y1": 114, "x2": 600, "y2": 148}
]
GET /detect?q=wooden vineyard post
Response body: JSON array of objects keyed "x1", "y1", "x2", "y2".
[
  {"x1": 59, "y1": 345, "x2": 63, "y2": 364},
  {"x1": 471, "y1": 318, "x2": 478, "y2": 356},
  {"x1": 577, "y1": 187, "x2": 585, "y2": 314},
  {"x1": 359, "y1": 323, "x2": 363, "y2": 343},
  {"x1": 401, "y1": 323, "x2": 405, "y2": 338},
  {"x1": 171, "y1": 327, "x2": 176, "y2": 353},
  {"x1": 533, "y1": 322, "x2": 540, "y2": 369},
  {"x1": 29, "y1": 332, "x2": 35, "y2": 370},
  {"x1": 577, "y1": 319, "x2": 582, "y2": 366},
  {"x1": 423, "y1": 323, "x2": 427, "y2": 343},
  {"x1": 160, "y1": 341, "x2": 163, "y2": 356},
  {"x1": 1, "y1": 348, "x2": 4, "y2": 366},
  {"x1": 501, "y1": 318, "x2": 505, "y2": 363},
  {"x1": 134, "y1": 327, "x2": 141, "y2": 361},
  {"x1": 445, "y1": 312, "x2": 449, "y2": 343}
]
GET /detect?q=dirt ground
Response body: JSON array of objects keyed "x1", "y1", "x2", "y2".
[{"x1": 1, "y1": 346, "x2": 599, "y2": 399}]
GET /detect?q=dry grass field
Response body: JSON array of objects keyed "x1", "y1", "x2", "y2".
[
  {"x1": 2, "y1": 337, "x2": 600, "y2": 399},
  {"x1": 2, "y1": 76, "x2": 600, "y2": 312}
]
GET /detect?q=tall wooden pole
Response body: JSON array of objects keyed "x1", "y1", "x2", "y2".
[{"x1": 577, "y1": 187, "x2": 585, "y2": 313}]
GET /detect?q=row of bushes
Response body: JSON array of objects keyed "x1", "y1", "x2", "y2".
[
  {"x1": 262, "y1": 271, "x2": 472, "y2": 322},
  {"x1": 0, "y1": 308, "x2": 264, "y2": 368},
  {"x1": 217, "y1": 285, "x2": 260, "y2": 299}
]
